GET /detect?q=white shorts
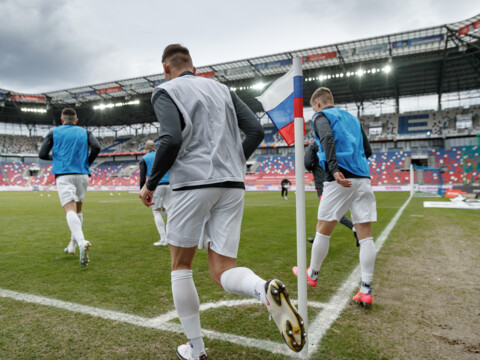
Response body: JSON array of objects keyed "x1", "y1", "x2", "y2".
[
  {"x1": 56, "y1": 174, "x2": 89, "y2": 207},
  {"x1": 317, "y1": 178, "x2": 377, "y2": 224},
  {"x1": 166, "y1": 188, "x2": 244, "y2": 258},
  {"x1": 152, "y1": 184, "x2": 171, "y2": 211}
]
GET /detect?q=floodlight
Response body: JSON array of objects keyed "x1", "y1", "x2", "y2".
[
  {"x1": 93, "y1": 99, "x2": 140, "y2": 110},
  {"x1": 252, "y1": 82, "x2": 266, "y2": 90},
  {"x1": 384, "y1": 65, "x2": 392, "y2": 73},
  {"x1": 21, "y1": 107, "x2": 47, "y2": 113}
]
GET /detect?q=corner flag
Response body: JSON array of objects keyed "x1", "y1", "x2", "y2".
[
  {"x1": 256, "y1": 59, "x2": 304, "y2": 145},
  {"x1": 258, "y1": 57, "x2": 309, "y2": 358}
]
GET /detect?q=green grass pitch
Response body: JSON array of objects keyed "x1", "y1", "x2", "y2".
[{"x1": 0, "y1": 190, "x2": 477, "y2": 359}]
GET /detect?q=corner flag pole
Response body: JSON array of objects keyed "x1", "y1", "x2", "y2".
[
  {"x1": 410, "y1": 164, "x2": 414, "y2": 196},
  {"x1": 293, "y1": 56, "x2": 308, "y2": 358}
]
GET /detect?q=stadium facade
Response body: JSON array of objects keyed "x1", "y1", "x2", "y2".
[{"x1": 0, "y1": 14, "x2": 479, "y2": 191}]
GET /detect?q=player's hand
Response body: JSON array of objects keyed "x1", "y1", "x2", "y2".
[
  {"x1": 139, "y1": 184, "x2": 154, "y2": 207},
  {"x1": 333, "y1": 171, "x2": 352, "y2": 187}
]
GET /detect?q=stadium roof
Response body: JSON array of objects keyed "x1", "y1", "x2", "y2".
[{"x1": 1, "y1": 14, "x2": 479, "y2": 127}]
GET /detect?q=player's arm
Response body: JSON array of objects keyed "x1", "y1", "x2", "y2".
[
  {"x1": 314, "y1": 114, "x2": 351, "y2": 187},
  {"x1": 230, "y1": 91, "x2": 264, "y2": 160},
  {"x1": 87, "y1": 131, "x2": 101, "y2": 165},
  {"x1": 146, "y1": 89, "x2": 183, "y2": 191},
  {"x1": 361, "y1": 125, "x2": 372, "y2": 158},
  {"x1": 38, "y1": 130, "x2": 54, "y2": 160},
  {"x1": 139, "y1": 159, "x2": 147, "y2": 189},
  {"x1": 304, "y1": 142, "x2": 318, "y2": 171},
  {"x1": 314, "y1": 114, "x2": 339, "y2": 174}
]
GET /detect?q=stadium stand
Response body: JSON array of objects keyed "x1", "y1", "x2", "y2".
[
  {"x1": 28, "y1": 163, "x2": 55, "y2": 186},
  {"x1": 1, "y1": 14, "x2": 480, "y2": 189},
  {"x1": 0, "y1": 144, "x2": 478, "y2": 187},
  {"x1": 0, "y1": 135, "x2": 42, "y2": 154},
  {"x1": 252, "y1": 146, "x2": 479, "y2": 186},
  {"x1": 89, "y1": 161, "x2": 140, "y2": 186},
  {"x1": 256, "y1": 155, "x2": 295, "y2": 175},
  {"x1": 2, "y1": 162, "x2": 29, "y2": 186},
  {"x1": 97, "y1": 137, "x2": 116, "y2": 151},
  {"x1": 100, "y1": 137, "x2": 132, "y2": 153},
  {"x1": 95, "y1": 134, "x2": 158, "y2": 154}
]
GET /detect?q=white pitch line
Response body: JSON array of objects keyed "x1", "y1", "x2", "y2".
[
  {"x1": 0, "y1": 287, "x2": 325, "y2": 358},
  {"x1": 0, "y1": 196, "x2": 411, "y2": 358},
  {"x1": 307, "y1": 195, "x2": 413, "y2": 356},
  {"x1": 0, "y1": 288, "x2": 159, "y2": 329}
]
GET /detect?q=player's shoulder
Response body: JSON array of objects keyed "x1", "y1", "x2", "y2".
[{"x1": 44, "y1": 129, "x2": 54, "y2": 137}]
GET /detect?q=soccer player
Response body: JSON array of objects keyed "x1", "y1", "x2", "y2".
[
  {"x1": 304, "y1": 141, "x2": 358, "y2": 246},
  {"x1": 293, "y1": 87, "x2": 377, "y2": 306},
  {"x1": 139, "y1": 140, "x2": 170, "y2": 246},
  {"x1": 139, "y1": 44, "x2": 306, "y2": 360},
  {"x1": 39, "y1": 107, "x2": 101, "y2": 267},
  {"x1": 281, "y1": 177, "x2": 291, "y2": 200}
]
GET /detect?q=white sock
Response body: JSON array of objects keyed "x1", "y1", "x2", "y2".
[
  {"x1": 189, "y1": 338, "x2": 206, "y2": 358},
  {"x1": 66, "y1": 211, "x2": 85, "y2": 247},
  {"x1": 220, "y1": 267, "x2": 267, "y2": 306},
  {"x1": 359, "y1": 237, "x2": 376, "y2": 292},
  {"x1": 171, "y1": 270, "x2": 205, "y2": 357},
  {"x1": 309, "y1": 232, "x2": 330, "y2": 280},
  {"x1": 153, "y1": 211, "x2": 166, "y2": 241},
  {"x1": 69, "y1": 213, "x2": 83, "y2": 248},
  {"x1": 68, "y1": 238, "x2": 76, "y2": 248}
]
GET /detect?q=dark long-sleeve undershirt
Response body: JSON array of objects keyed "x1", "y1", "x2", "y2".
[
  {"x1": 145, "y1": 89, "x2": 184, "y2": 191},
  {"x1": 146, "y1": 72, "x2": 264, "y2": 191},
  {"x1": 139, "y1": 158, "x2": 147, "y2": 189},
  {"x1": 231, "y1": 91, "x2": 265, "y2": 159},
  {"x1": 38, "y1": 130, "x2": 55, "y2": 161},
  {"x1": 87, "y1": 132, "x2": 101, "y2": 164},
  {"x1": 304, "y1": 141, "x2": 327, "y2": 192},
  {"x1": 313, "y1": 109, "x2": 372, "y2": 182}
]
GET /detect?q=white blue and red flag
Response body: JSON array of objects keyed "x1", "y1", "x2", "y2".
[{"x1": 256, "y1": 59, "x2": 304, "y2": 145}]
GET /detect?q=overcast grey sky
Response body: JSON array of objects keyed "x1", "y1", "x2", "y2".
[{"x1": 1, "y1": 0, "x2": 479, "y2": 94}]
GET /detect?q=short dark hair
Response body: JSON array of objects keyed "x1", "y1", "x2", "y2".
[
  {"x1": 162, "y1": 44, "x2": 193, "y2": 69},
  {"x1": 61, "y1": 107, "x2": 77, "y2": 123},
  {"x1": 310, "y1": 87, "x2": 334, "y2": 107}
]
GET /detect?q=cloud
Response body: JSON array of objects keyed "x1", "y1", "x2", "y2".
[
  {"x1": 298, "y1": 0, "x2": 480, "y2": 42},
  {"x1": 1, "y1": 0, "x2": 479, "y2": 94},
  {"x1": 0, "y1": 0, "x2": 123, "y2": 92}
]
